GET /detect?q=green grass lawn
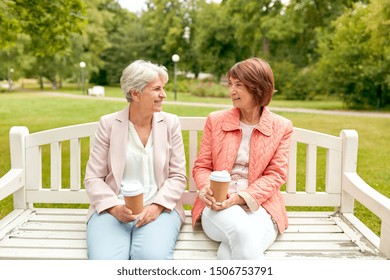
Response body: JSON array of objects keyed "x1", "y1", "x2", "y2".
[{"x1": 1, "y1": 91, "x2": 389, "y2": 236}]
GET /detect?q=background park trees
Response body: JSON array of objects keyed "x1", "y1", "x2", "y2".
[{"x1": 0, "y1": 0, "x2": 389, "y2": 109}]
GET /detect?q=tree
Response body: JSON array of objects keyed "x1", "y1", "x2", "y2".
[
  {"x1": 315, "y1": 0, "x2": 390, "y2": 109},
  {"x1": 192, "y1": 1, "x2": 238, "y2": 80},
  {"x1": 5, "y1": 0, "x2": 85, "y2": 57},
  {"x1": 1, "y1": 0, "x2": 86, "y2": 89},
  {"x1": 96, "y1": 7, "x2": 144, "y2": 84}
]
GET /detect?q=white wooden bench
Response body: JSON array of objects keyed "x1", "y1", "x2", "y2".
[
  {"x1": 87, "y1": 86, "x2": 105, "y2": 97},
  {"x1": 0, "y1": 117, "x2": 389, "y2": 260}
]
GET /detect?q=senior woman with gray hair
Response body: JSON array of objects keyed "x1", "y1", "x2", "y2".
[{"x1": 84, "y1": 60, "x2": 187, "y2": 260}]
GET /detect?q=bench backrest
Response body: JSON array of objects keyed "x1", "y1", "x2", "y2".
[{"x1": 8, "y1": 117, "x2": 358, "y2": 209}]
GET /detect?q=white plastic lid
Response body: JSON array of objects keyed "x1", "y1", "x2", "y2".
[
  {"x1": 209, "y1": 170, "x2": 231, "y2": 182},
  {"x1": 121, "y1": 181, "x2": 144, "y2": 197}
]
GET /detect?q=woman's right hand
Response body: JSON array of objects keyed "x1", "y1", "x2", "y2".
[
  {"x1": 107, "y1": 205, "x2": 138, "y2": 223},
  {"x1": 198, "y1": 185, "x2": 216, "y2": 208}
]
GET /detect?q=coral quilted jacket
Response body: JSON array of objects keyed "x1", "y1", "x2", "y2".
[{"x1": 191, "y1": 107, "x2": 293, "y2": 233}]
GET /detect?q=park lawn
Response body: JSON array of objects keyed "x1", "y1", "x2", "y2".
[{"x1": 1, "y1": 91, "x2": 389, "y2": 236}]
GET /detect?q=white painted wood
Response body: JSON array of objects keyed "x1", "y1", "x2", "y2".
[
  {"x1": 380, "y1": 220, "x2": 390, "y2": 259},
  {"x1": 340, "y1": 129, "x2": 358, "y2": 213},
  {"x1": 2, "y1": 238, "x2": 87, "y2": 249},
  {"x1": 343, "y1": 172, "x2": 390, "y2": 220},
  {"x1": 188, "y1": 130, "x2": 198, "y2": 193},
  {"x1": 0, "y1": 118, "x2": 389, "y2": 260},
  {"x1": 179, "y1": 116, "x2": 206, "y2": 130},
  {"x1": 25, "y1": 146, "x2": 42, "y2": 191},
  {"x1": 70, "y1": 138, "x2": 81, "y2": 191},
  {"x1": 25, "y1": 122, "x2": 98, "y2": 148},
  {"x1": 22, "y1": 222, "x2": 86, "y2": 231},
  {"x1": 326, "y1": 149, "x2": 341, "y2": 194},
  {"x1": 9, "y1": 126, "x2": 28, "y2": 208},
  {"x1": 8, "y1": 230, "x2": 86, "y2": 239},
  {"x1": 0, "y1": 169, "x2": 24, "y2": 201},
  {"x1": 0, "y1": 209, "x2": 33, "y2": 240},
  {"x1": 292, "y1": 128, "x2": 342, "y2": 151},
  {"x1": 50, "y1": 141, "x2": 62, "y2": 191},
  {"x1": 26, "y1": 189, "x2": 89, "y2": 204},
  {"x1": 0, "y1": 248, "x2": 87, "y2": 260},
  {"x1": 305, "y1": 144, "x2": 317, "y2": 193},
  {"x1": 282, "y1": 192, "x2": 340, "y2": 206}
]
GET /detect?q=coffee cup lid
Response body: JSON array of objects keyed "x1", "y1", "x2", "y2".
[
  {"x1": 121, "y1": 181, "x2": 144, "y2": 196},
  {"x1": 209, "y1": 170, "x2": 231, "y2": 182}
]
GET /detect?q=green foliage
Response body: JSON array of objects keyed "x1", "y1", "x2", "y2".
[
  {"x1": 188, "y1": 80, "x2": 229, "y2": 98},
  {"x1": 315, "y1": 0, "x2": 390, "y2": 109},
  {"x1": 4, "y1": 0, "x2": 86, "y2": 56},
  {"x1": 1, "y1": 0, "x2": 389, "y2": 109},
  {"x1": 192, "y1": 1, "x2": 238, "y2": 80}
]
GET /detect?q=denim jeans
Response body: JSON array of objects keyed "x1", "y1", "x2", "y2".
[{"x1": 86, "y1": 209, "x2": 181, "y2": 260}]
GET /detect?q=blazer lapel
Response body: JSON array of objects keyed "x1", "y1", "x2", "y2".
[
  {"x1": 111, "y1": 107, "x2": 129, "y2": 190},
  {"x1": 152, "y1": 112, "x2": 167, "y2": 188}
]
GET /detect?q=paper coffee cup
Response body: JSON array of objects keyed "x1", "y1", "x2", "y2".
[
  {"x1": 209, "y1": 170, "x2": 231, "y2": 203},
  {"x1": 122, "y1": 181, "x2": 144, "y2": 215}
]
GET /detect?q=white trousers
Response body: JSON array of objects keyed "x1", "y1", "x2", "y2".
[{"x1": 201, "y1": 205, "x2": 278, "y2": 260}]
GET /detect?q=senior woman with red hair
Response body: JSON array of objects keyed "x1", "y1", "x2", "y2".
[{"x1": 192, "y1": 57, "x2": 293, "y2": 259}]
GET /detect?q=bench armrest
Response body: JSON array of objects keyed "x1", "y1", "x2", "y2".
[
  {"x1": 343, "y1": 171, "x2": 390, "y2": 258},
  {"x1": 343, "y1": 172, "x2": 390, "y2": 219},
  {"x1": 0, "y1": 169, "x2": 24, "y2": 201}
]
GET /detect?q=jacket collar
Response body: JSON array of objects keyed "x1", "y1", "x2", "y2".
[
  {"x1": 222, "y1": 107, "x2": 272, "y2": 136},
  {"x1": 115, "y1": 106, "x2": 130, "y2": 123}
]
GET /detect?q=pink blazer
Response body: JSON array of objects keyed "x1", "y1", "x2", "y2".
[
  {"x1": 84, "y1": 106, "x2": 187, "y2": 223},
  {"x1": 191, "y1": 107, "x2": 293, "y2": 233}
]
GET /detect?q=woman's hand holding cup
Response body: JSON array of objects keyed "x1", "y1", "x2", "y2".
[{"x1": 199, "y1": 185, "x2": 216, "y2": 207}]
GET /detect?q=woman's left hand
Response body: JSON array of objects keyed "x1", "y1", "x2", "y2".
[
  {"x1": 211, "y1": 193, "x2": 245, "y2": 211},
  {"x1": 135, "y1": 203, "x2": 165, "y2": 227}
]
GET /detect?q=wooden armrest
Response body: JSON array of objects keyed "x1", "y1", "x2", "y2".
[
  {"x1": 0, "y1": 169, "x2": 24, "y2": 201},
  {"x1": 343, "y1": 172, "x2": 390, "y2": 220}
]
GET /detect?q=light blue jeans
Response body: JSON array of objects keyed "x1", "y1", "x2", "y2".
[
  {"x1": 86, "y1": 209, "x2": 181, "y2": 260},
  {"x1": 202, "y1": 205, "x2": 278, "y2": 260}
]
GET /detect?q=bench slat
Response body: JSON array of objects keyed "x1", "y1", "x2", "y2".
[
  {"x1": 50, "y1": 142, "x2": 61, "y2": 191},
  {"x1": 22, "y1": 222, "x2": 86, "y2": 231},
  {"x1": 269, "y1": 241, "x2": 361, "y2": 251},
  {"x1": 305, "y1": 144, "x2": 317, "y2": 193},
  {"x1": 8, "y1": 230, "x2": 86, "y2": 239},
  {"x1": 0, "y1": 248, "x2": 87, "y2": 260},
  {"x1": 264, "y1": 251, "x2": 385, "y2": 260},
  {"x1": 70, "y1": 138, "x2": 81, "y2": 191},
  {"x1": 0, "y1": 238, "x2": 86, "y2": 249}
]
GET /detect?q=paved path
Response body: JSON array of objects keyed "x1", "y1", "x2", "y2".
[{"x1": 41, "y1": 92, "x2": 390, "y2": 119}]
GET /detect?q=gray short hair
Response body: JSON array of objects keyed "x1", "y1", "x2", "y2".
[{"x1": 120, "y1": 60, "x2": 169, "y2": 102}]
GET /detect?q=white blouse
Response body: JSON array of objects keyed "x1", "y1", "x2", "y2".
[
  {"x1": 229, "y1": 122, "x2": 256, "y2": 194},
  {"x1": 119, "y1": 121, "x2": 158, "y2": 205}
]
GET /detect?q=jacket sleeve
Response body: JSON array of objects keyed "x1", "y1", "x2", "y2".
[
  {"x1": 151, "y1": 115, "x2": 187, "y2": 210},
  {"x1": 84, "y1": 116, "x2": 121, "y2": 214},
  {"x1": 238, "y1": 120, "x2": 293, "y2": 211}
]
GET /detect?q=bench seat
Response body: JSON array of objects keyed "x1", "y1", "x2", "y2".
[{"x1": 0, "y1": 208, "x2": 385, "y2": 260}]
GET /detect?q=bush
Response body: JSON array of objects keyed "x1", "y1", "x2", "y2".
[{"x1": 188, "y1": 81, "x2": 228, "y2": 98}]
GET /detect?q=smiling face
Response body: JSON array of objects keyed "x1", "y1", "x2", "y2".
[
  {"x1": 228, "y1": 77, "x2": 257, "y2": 111},
  {"x1": 227, "y1": 58, "x2": 275, "y2": 108},
  {"x1": 136, "y1": 76, "x2": 167, "y2": 113}
]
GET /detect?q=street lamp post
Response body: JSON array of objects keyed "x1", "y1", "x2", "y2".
[
  {"x1": 171, "y1": 54, "x2": 180, "y2": 101},
  {"x1": 79, "y1": 61, "x2": 86, "y2": 95},
  {"x1": 8, "y1": 68, "x2": 14, "y2": 92}
]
